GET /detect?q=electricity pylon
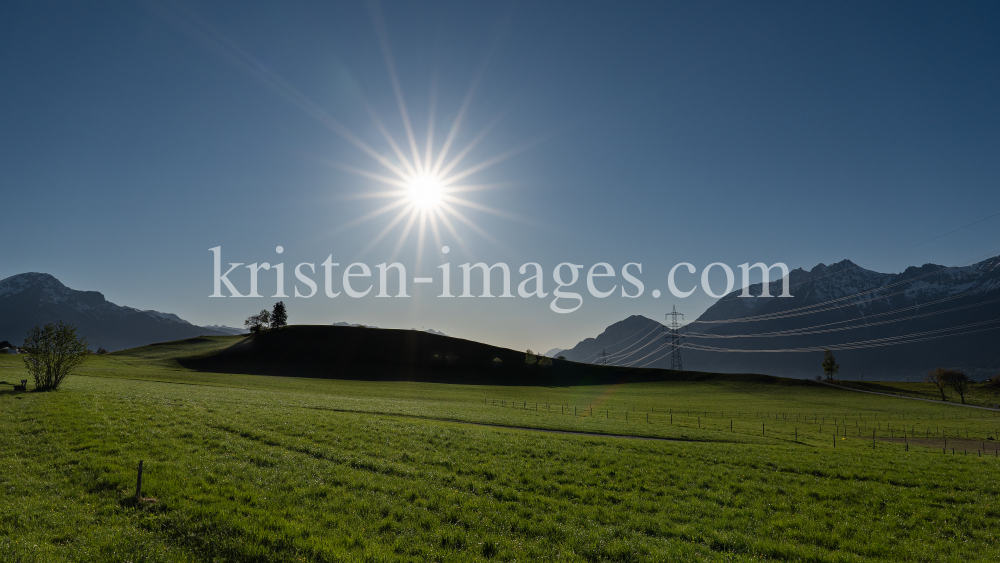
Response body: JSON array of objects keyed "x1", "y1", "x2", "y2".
[{"x1": 666, "y1": 305, "x2": 684, "y2": 371}]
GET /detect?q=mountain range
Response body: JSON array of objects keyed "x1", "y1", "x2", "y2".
[
  {"x1": 6, "y1": 255, "x2": 999, "y2": 380},
  {"x1": 203, "y1": 324, "x2": 249, "y2": 336},
  {"x1": 0, "y1": 272, "x2": 447, "y2": 351},
  {"x1": 559, "y1": 255, "x2": 1000, "y2": 380},
  {"x1": 331, "y1": 322, "x2": 447, "y2": 336},
  {"x1": 0, "y1": 273, "x2": 230, "y2": 351}
]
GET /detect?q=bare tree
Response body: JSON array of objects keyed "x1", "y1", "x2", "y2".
[
  {"x1": 943, "y1": 369, "x2": 971, "y2": 404},
  {"x1": 821, "y1": 349, "x2": 839, "y2": 380},
  {"x1": 925, "y1": 368, "x2": 949, "y2": 400},
  {"x1": 22, "y1": 321, "x2": 89, "y2": 390},
  {"x1": 926, "y1": 368, "x2": 970, "y2": 403}
]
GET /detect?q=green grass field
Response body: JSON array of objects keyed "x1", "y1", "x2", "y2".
[
  {"x1": 827, "y1": 378, "x2": 1000, "y2": 409},
  {"x1": 2, "y1": 340, "x2": 999, "y2": 562}
]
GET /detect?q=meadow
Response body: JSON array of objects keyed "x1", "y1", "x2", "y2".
[{"x1": 1, "y1": 340, "x2": 999, "y2": 562}]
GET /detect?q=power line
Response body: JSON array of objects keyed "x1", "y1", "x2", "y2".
[
  {"x1": 625, "y1": 342, "x2": 671, "y2": 368},
  {"x1": 682, "y1": 318, "x2": 1000, "y2": 353},
  {"x1": 905, "y1": 210, "x2": 1000, "y2": 250},
  {"x1": 685, "y1": 292, "x2": 1000, "y2": 339},
  {"x1": 690, "y1": 247, "x2": 1000, "y2": 326},
  {"x1": 629, "y1": 312, "x2": 1000, "y2": 368},
  {"x1": 579, "y1": 320, "x2": 660, "y2": 363},
  {"x1": 601, "y1": 326, "x2": 667, "y2": 363},
  {"x1": 704, "y1": 242, "x2": 1000, "y2": 323}
]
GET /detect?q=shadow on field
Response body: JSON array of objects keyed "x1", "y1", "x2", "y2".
[
  {"x1": 875, "y1": 436, "x2": 1000, "y2": 453},
  {"x1": 170, "y1": 325, "x2": 810, "y2": 387},
  {"x1": 0, "y1": 381, "x2": 28, "y2": 395}
]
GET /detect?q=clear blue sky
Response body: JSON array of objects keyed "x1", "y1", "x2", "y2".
[{"x1": 2, "y1": 1, "x2": 998, "y2": 351}]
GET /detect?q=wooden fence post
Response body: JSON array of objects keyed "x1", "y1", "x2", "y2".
[{"x1": 135, "y1": 460, "x2": 144, "y2": 500}]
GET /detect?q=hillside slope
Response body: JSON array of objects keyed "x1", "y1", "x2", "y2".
[{"x1": 172, "y1": 325, "x2": 792, "y2": 387}]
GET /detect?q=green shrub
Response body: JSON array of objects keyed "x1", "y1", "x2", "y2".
[{"x1": 22, "y1": 321, "x2": 89, "y2": 390}]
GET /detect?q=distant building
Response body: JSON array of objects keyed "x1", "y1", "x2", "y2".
[{"x1": 3, "y1": 348, "x2": 18, "y2": 355}]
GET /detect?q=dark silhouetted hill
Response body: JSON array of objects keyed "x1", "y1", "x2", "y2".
[{"x1": 177, "y1": 325, "x2": 789, "y2": 386}]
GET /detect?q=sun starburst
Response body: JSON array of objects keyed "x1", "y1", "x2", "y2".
[
  {"x1": 326, "y1": 7, "x2": 532, "y2": 265},
  {"x1": 150, "y1": 0, "x2": 524, "y2": 263}
]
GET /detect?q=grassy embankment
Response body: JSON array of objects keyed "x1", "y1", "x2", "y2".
[
  {"x1": 828, "y1": 378, "x2": 1000, "y2": 409},
  {"x1": 1, "y1": 335, "x2": 999, "y2": 562}
]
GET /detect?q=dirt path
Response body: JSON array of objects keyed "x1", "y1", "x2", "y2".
[
  {"x1": 460, "y1": 421, "x2": 701, "y2": 442},
  {"x1": 301, "y1": 404, "x2": 719, "y2": 443}
]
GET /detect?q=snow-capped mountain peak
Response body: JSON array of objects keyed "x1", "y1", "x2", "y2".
[{"x1": 0, "y1": 272, "x2": 231, "y2": 350}]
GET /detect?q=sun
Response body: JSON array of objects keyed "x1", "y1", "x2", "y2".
[
  {"x1": 151, "y1": 0, "x2": 523, "y2": 262},
  {"x1": 406, "y1": 174, "x2": 444, "y2": 210},
  {"x1": 317, "y1": 6, "x2": 531, "y2": 261}
]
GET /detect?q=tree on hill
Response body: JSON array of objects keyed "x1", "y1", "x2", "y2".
[
  {"x1": 938, "y1": 368, "x2": 971, "y2": 404},
  {"x1": 244, "y1": 310, "x2": 271, "y2": 335},
  {"x1": 983, "y1": 373, "x2": 1000, "y2": 395},
  {"x1": 925, "y1": 368, "x2": 949, "y2": 400},
  {"x1": 270, "y1": 301, "x2": 287, "y2": 329},
  {"x1": 821, "y1": 349, "x2": 839, "y2": 380},
  {"x1": 925, "y1": 367, "x2": 969, "y2": 402},
  {"x1": 22, "y1": 321, "x2": 89, "y2": 390},
  {"x1": 525, "y1": 349, "x2": 538, "y2": 365}
]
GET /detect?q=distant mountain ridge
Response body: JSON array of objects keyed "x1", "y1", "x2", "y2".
[
  {"x1": 332, "y1": 322, "x2": 447, "y2": 336},
  {"x1": 203, "y1": 324, "x2": 249, "y2": 336},
  {"x1": 561, "y1": 256, "x2": 1000, "y2": 380},
  {"x1": 0, "y1": 273, "x2": 229, "y2": 351}
]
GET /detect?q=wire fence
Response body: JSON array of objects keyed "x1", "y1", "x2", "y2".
[{"x1": 482, "y1": 397, "x2": 1000, "y2": 456}]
